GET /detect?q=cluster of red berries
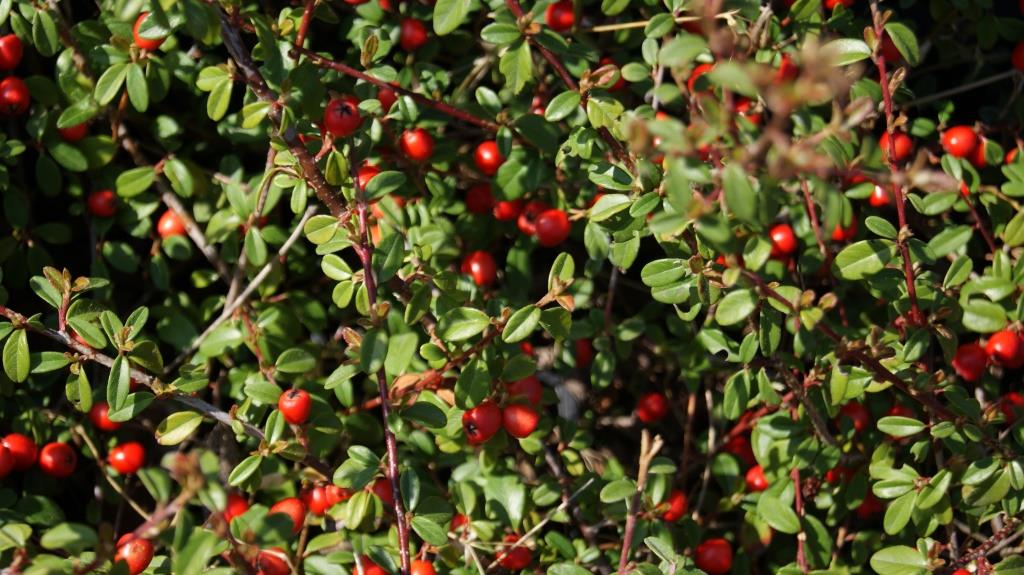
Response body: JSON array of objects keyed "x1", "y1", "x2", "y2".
[
  {"x1": 461, "y1": 375, "x2": 542, "y2": 443},
  {"x1": 953, "y1": 328, "x2": 1024, "y2": 384},
  {"x1": 0, "y1": 433, "x2": 75, "y2": 479},
  {"x1": 0, "y1": 34, "x2": 29, "y2": 116}
]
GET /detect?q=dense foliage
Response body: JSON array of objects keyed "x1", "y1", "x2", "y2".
[{"x1": 1, "y1": 0, "x2": 1024, "y2": 574}]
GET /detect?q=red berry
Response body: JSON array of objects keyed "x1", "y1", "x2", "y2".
[
  {"x1": 825, "y1": 466, "x2": 852, "y2": 484},
  {"x1": 517, "y1": 200, "x2": 549, "y2": 236},
  {"x1": 59, "y1": 123, "x2": 89, "y2": 142},
  {"x1": 986, "y1": 330, "x2": 1024, "y2": 369},
  {"x1": 88, "y1": 402, "x2": 121, "y2": 431},
  {"x1": 360, "y1": 557, "x2": 387, "y2": 575},
  {"x1": 688, "y1": 63, "x2": 714, "y2": 93},
  {"x1": 953, "y1": 342, "x2": 988, "y2": 382},
  {"x1": 575, "y1": 338, "x2": 594, "y2": 368},
  {"x1": 411, "y1": 560, "x2": 437, "y2": 575},
  {"x1": 323, "y1": 95, "x2": 362, "y2": 138},
  {"x1": 941, "y1": 126, "x2": 979, "y2": 159},
  {"x1": 303, "y1": 486, "x2": 332, "y2": 516},
  {"x1": 157, "y1": 211, "x2": 186, "y2": 238},
  {"x1": 1008, "y1": 147, "x2": 1020, "y2": 165},
  {"x1": 856, "y1": 491, "x2": 883, "y2": 519},
  {"x1": 371, "y1": 477, "x2": 394, "y2": 506},
  {"x1": 2, "y1": 433, "x2": 37, "y2": 471},
  {"x1": 723, "y1": 434, "x2": 756, "y2": 467},
  {"x1": 824, "y1": 0, "x2": 855, "y2": 8},
  {"x1": 839, "y1": 402, "x2": 870, "y2": 433},
  {"x1": 473, "y1": 141, "x2": 504, "y2": 176},
  {"x1": 0, "y1": 443, "x2": 13, "y2": 478},
  {"x1": 87, "y1": 190, "x2": 117, "y2": 218},
  {"x1": 506, "y1": 376, "x2": 542, "y2": 406},
  {"x1": 115, "y1": 536, "x2": 154, "y2": 575},
  {"x1": 399, "y1": 18, "x2": 429, "y2": 52},
  {"x1": 952, "y1": 571, "x2": 970, "y2": 575},
  {"x1": 734, "y1": 97, "x2": 762, "y2": 125},
  {"x1": 520, "y1": 341, "x2": 535, "y2": 356},
  {"x1": 279, "y1": 388, "x2": 312, "y2": 425},
  {"x1": 694, "y1": 538, "x2": 733, "y2": 575},
  {"x1": 502, "y1": 403, "x2": 540, "y2": 438},
  {"x1": 831, "y1": 217, "x2": 857, "y2": 242},
  {"x1": 497, "y1": 535, "x2": 532, "y2": 570},
  {"x1": 461, "y1": 250, "x2": 497, "y2": 287},
  {"x1": 661, "y1": 489, "x2": 688, "y2": 522},
  {"x1": 887, "y1": 403, "x2": 914, "y2": 418},
  {"x1": 535, "y1": 209, "x2": 571, "y2": 247},
  {"x1": 493, "y1": 199, "x2": 524, "y2": 221},
  {"x1": 269, "y1": 497, "x2": 306, "y2": 535},
  {"x1": 775, "y1": 53, "x2": 798, "y2": 83},
  {"x1": 38, "y1": 442, "x2": 76, "y2": 478},
  {"x1": 879, "y1": 33, "x2": 900, "y2": 63},
  {"x1": 868, "y1": 184, "x2": 891, "y2": 208},
  {"x1": 636, "y1": 391, "x2": 669, "y2": 424},
  {"x1": 769, "y1": 223, "x2": 797, "y2": 258},
  {"x1": 0, "y1": 76, "x2": 30, "y2": 115},
  {"x1": 879, "y1": 131, "x2": 913, "y2": 163},
  {"x1": 400, "y1": 128, "x2": 435, "y2": 162},
  {"x1": 1014, "y1": 42, "x2": 1024, "y2": 71},
  {"x1": 745, "y1": 464, "x2": 769, "y2": 492},
  {"x1": 224, "y1": 493, "x2": 250, "y2": 522},
  {"x1": 0, "y1": 34, "x2": 23, "y2": 71},
  {"x1": 1001, "y1": 392, "x2": 1024, "y2": 422},
  {"x1": 256, "y1": 548, "x2": 290, "y2": 575},
  {"x1": 378, "y1": 83, "x2": 398, "y2": 112},
  {"x1": 108, "y1": 441, "x2": 146, "y2": 475},
  {"x1": 545, "y1": 0, "x2": 574, "y2": 32},
  {"x1": 357, "y1": 162, "x2": 381, "y2": 190},
  {"x1": 601, "y1": 57, "x2": 626, "y2": 91},
  {"x1": 344, "y1": 0, "x2": 370, "y2": 4},
  {"x1": 451, "y1": 513, "x2": 470, "y2": 533},
  {"x1": 465, "y1": 183, "x2": 495, "y2": 214},
  {"x1": 970, "y1": 138, "x2": 988, "y2": 168},
  {"x1": 325, "y1": 485, "x2": 352, "y2": 506},
  {"x1": 462, "y1": 400, "x2": 502, "y2": 444},
  {"x1": 132, "y1": 13, "x2": 166, "y2": 51}
]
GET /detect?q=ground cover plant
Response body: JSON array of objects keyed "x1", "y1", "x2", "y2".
[{"x1": 1, "y1": 0, "x2": 1024, "y2": 574}]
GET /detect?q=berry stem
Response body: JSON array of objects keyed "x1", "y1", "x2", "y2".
[
  {"x1": 870, "y1": 0, "x2": 923, "y2": 327},
  {"x1": 616, "y1": 430, "x2": 664, "y2": 575}
]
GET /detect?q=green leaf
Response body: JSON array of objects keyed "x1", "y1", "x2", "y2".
[
  {"x1": 545, "y1": 91, "x2": 580, "y2": 123},
  {"x1": 384, "y1": 332, "x2": 417, "y2": 375},
  {"x1": 206, "y1": 78, "x2": 232, "y2": 121},
  {"x1": 480, "y1": 23, "x2": 521, "y2": 45},
  {"x1": 499, "y1": 40, "x2": 533, "y2": 95},
  {"x1": 756, "y1": 493, "x2": 800, "y2": 534},
  {"x1": 884, "y1": 22, "x2": 920, "y2": 66},
  {"x1": 869, "y1": 546, "x2": 927, "y2": 575},
  {"x1": 94, "y1": 63, "x2": 128, "y2": 105},
  {"x1": 3, "y1": 329, "x2": 29, "y2": 383},
  {"x1": 437, "y1": 308, "x2": 490, "y2": 342},
  {"x1": 275, "y1": 348, "x2": 316, "y2": 374},
  {"x1": 1004, "y1": 210, "x2": 1024, "y2": 247},
  {"x1": 40, "y1": 523, "x2": 96, "y2": 553},
  {"x1": 641, "y1": 259, "x2": 685, "y2": 288},
  {"x1": 228, "y1": 455, "x2": 263, "y2": 486},
  {"x1": 722, "y1": 163, "x2": 757, "y2": 224},
  {"x1": 116, "y1": 167, "x2": 155, "y2": 198},
  {"x1": 364, "y1": 171, "x2": 407, "y2": 200},
  {"x1": 715, "y1": 289, "x2": 757, "y2": 326},
  {"x1": 962, "y1": 299, "x2": 1007, "y2": 333},
  {"x1": 864, "y1": 215, "x2": 898, "y2": 239},
  {"x1": 824, "y1": 38, "x2": 872, "y2": 65},
  {"x1": 599, "y1": 478, "x2": 636, "y2": 502},
  {"x1": 833, "y1": 239, "x2": 893, "y2": 280},
  {"x1": 410, "y1": 516, "x2": 448, "y2": 546},
  {"x1": 883, "y1": 490, "x2": 916, "y2": 535},
  {"x1": 547, "y1": 252, "x2": 575, "y2": 291},
  {"x1": 588, "y1": 193, "x2": 631, "y2": 222},
  {"x1": 360, "y1": 329, "x2": 389, "y2": 374},
  {"x1": 876, "y1": 416, "x2": 925, "y2": 437},
  {"x1": 57, "y1": 99, "x2": 99, "y2": 129},
  {"x1": 125, "y1": 63, "x2": 149, "y2": 112},
  {"x1": 155, "y1": 411, "x2": 203, "y2": 445},
  {"x1": 502, "y1": 306, "x2": 541, "y2": 343},
  {"x1": 106, "y1": 355, "x2": 131, "y2": 410},
  {"x1": 433, "y1": 0, "x2": 471, "y2": 35},
  {"x1": 244, "y1": 228, "x2": 268, "y2": 267}
]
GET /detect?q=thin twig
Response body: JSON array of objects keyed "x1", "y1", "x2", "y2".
[
  {"x1": 617, "y1": 430, "x2": 664, "y2": 574},
  {"x1": 71, "y1": 425, "x2": 152, "y2": 521}
]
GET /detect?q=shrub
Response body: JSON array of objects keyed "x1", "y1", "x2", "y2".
[{"x1": 0, "y1": 0, "x2": 1022, "y2": 574}]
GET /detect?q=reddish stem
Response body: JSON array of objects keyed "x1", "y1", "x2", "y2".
[{"x1": 871, "y1": 1, "x2": 922, "y2": 326}]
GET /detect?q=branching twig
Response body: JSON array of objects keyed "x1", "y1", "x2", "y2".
[{"x1": 617, "y1": 430, "x2": 664, "y2": 575}]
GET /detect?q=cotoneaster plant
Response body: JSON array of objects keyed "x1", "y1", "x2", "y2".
[{"x1": 1, "y1": 1, "x2": 1024, "y2": 575}]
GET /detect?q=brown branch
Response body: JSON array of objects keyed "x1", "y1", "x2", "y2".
[
  {"x1": 792, "y1": 467, "x2": 809, "y2": 573},
  {"x1": 294, "y1": 0, "x2": 316, "y2": 49},
  {"x1": 944, "y1": 516, "x2": 1023, "y2": 572},
  {"x1": 800, "y1": 179, "x2": 827, "y2": 258},
  {"x1": 292, "y1": 46, "x2": 503, "y2": 132},
  {"x1": 350, "y1": 150, "x2": 412, "y2": 575},
  {"x1": 870, "y1": 0, "x2": 922, "y2": 326},
  {"x1": 543, "y1": 446, "x2": 613, "y2": 575},
  {"x1": 617, "y1": 430, "x2": 664, "y2": 574},
  {"x1": 218, "y1": 8, "x2": 347, "y2": 218}
]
